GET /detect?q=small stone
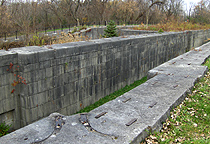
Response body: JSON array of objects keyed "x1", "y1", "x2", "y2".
[
  {"x1": 84, "y1": 123, "x2": 89, "y2": 126},
  {"x1": 72, "y1": 122, "x2": 77, "y2": 126},
  {"x1": 50, "y1": 134, "x2": 56, "y2": 138}
]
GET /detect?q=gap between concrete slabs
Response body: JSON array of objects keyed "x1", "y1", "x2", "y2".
[{"x1": 1, "y1": 42, "x2": 210, "y2": 144}]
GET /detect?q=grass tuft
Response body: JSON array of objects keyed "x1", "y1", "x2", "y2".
[{"x1": 77, "y1": 76, "x2": 147, "y2": 113}]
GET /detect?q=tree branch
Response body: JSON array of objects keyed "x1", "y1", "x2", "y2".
[{"x1": 136, "y1": 0, "x2": 164, "y2": 21}]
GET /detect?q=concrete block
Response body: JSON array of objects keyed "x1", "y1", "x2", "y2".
[
  {"x1": 53, "y1": 44, "x2": 75, "y2": 58},
  {"x1": 53, "y1": 75, "x2": 64, "y2": 88},
  {"x1": 71, "y1": 91, "x2": 79, "y2": 104},
  {"x1": 30, "y1": 70, "x2": 41, "y2": 82},
  {"x1": 61, "y1": 95, "x2": 70, "y2": 109},
  {"x1": 0, "y1": 74, "x2": 6, "y2": 87},
  {"x1": 30, "y1": 107, "x2": 38, "y2": 122},
  {"x1": 50, "y1": 59, "x2": 57, "y2": 67},
  {"x1": 39, "y1": 61, "x2": 51, "y2": 69},
  {"x1": 38, "y1": 49, "x2": 54, "y2": 62},
  {"x1": 54, "y1": 98, "x2": 62, "y2": 110},
  {"x1": 5, "y1": 85, "x2": 15, "y2": 100},
  {"x1": 59, "y1": 107, "x2": 67, "y2": 115},
  {"x1": 0, "y1": 110, "x2": 14, "y2": 127},
  {"x1": 21, "y1": 108, "x2": 31, "y2": 124},
  {"x1": 19, "y1": 83, "x2": 29, "y2": 96},
  {"x1": 0, "y1": 66, "x2": 8, "y2": 75},
  {"x1": 0, "y1": 53, "x2": 18, "y2": 67},
  {"x1": 42, "y1": 102, "x2": 54, "y2": 117},
  {"x1": 28, "y1": 95, "x2": 38, "y2": 108},
  {"x1": 53, "y1": 86, "x2": 64, "y2": 100},
  {"x1": 18, "y1": 53, "x2": 39, "y2": 65},
  {"x1": 37, "y1": 104, "x2": 44, "y2": 118},
  {"x1": 28, "y1": 82, "x2": 38, "y2": 96},
  {"x1": 37, "y1": 92, "x2": 48, "y2": 105},
  {"x1": 52, "y1": 65, "x2": 64, "y2": 76},
  {"x1": 20, "y1": 95, "x2": 29, "y2": 109},
  {"x1": 21, "y1": 63, "x2": 40, "y2": 72},
  {"x1": 64, "y1": 82, "x2": 75, "y2": 96},
  {"x1": 20, "y1": 71, "x2": 32, "y2": 84},
  {"x1": 3, "y1": 97, "x2": 15, "y2": 113},
  {"x1": 0, "y1": 100, "x2": 4, "y2": 114},
  {"x1": 37, "y1": 80, "x2": 46, "y2": 93},
  {"x1": 45, "y1": 67, "x2": 53, "y2": 78}
]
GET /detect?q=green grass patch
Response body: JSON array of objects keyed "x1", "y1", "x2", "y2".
[
  {"x1": 0, "y1": 122, "x2": 11, "y2": 137},
  {"x1": 142, "y1": 59, "x2": 210, "y2": 143},
  {"x1": 77, "y1": 76, "x2": 147, "y2": 113}
]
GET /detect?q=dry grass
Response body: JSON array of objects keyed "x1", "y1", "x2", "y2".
[
  {"x1": 134, "y1": 20, "x2": 210, "y2": 32},
  {"x1": 0, "y1": 32, "x2": 91, "y2": 50},
  {"x1": 53, "y1": 32, "x2": 91, "y2": 44}
]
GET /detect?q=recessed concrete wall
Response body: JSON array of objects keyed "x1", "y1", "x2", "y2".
[
  {"x1": 80, "y1": 26, "x2": 155, "y2": 39},
  {"x1": 0, "y1": 29, "x2": 210, "y2": 130}
]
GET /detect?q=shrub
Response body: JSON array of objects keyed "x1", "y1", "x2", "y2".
[
  {"x1": 0, "y1": 41, "x2": 25, "y2": 50},
  {"x1": 0, "y1": 122, "x2": 11, "y2": 137},
  {"x1": 82, "y1": 24, "x2": 87, "y2": 30},
  {"x1": 27, "y1": 35, "x2": 52, "y2": 46},
  {"x1": 158, "y1": 28, "x2": 164, "y2": 33},
  {"x1": 72, "y1": 26, "x2": 78, "y2": 33},
  {"x1": 103, "y1": 20, "x2": 118, "y2": 38}
]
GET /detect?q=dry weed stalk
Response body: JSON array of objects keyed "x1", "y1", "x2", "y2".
[{"x1": 53, "y1": 32, "x2": 91, "y2": 44}]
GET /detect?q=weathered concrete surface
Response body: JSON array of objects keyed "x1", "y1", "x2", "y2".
[{"x1": 1, "y1": 41, "x2": 210, "y2": 143}]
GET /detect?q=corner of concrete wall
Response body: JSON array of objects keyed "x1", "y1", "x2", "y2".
[{"x1": 0, "y1": 50, "x2": 19, "y2": 130}]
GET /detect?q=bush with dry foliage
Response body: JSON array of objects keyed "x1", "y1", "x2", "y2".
[{"x1": 0, "y1": 31, "x2": 91, "y2": 50}]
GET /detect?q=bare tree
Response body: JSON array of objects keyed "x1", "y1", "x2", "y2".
[
  {"x1": 193, "y1": 0, "x2": 210, "y2": 23},
  {"x1": 135, "y1": 0, "x2": 165, "y2": 21},
  {"x1": 162, "y1": 0, "x2": 183, "y2": 20}
]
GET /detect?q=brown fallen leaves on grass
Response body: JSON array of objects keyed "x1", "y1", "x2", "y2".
[{"x1": 141, "y1": 61, "x2": 210, "y2": 144}]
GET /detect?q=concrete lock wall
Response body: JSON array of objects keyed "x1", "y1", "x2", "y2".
[
  {"x1": 80, "y1": 27, "x2": 156, "y2": 39},
  {"x1": 0, "y1": 29, "x2": 210, "y2": 130}
]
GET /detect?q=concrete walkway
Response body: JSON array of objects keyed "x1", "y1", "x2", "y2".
[{"x1": 1, "y1": 42, "x2": 210, "y2": 144}]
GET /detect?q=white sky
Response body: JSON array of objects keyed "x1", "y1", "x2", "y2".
[{"x1": 183, "y1": 0, "x2": 201, "y2": 11}]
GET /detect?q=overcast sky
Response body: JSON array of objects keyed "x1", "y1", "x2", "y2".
[{"x1": 183, "y1": 0, "x2": 201, "y2": 11}]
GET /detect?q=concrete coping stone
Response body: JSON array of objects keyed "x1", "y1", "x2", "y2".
[
  {"x1": 0, "y1": 50, "x2": 17, "y2": 56},
  {"x1": 7, "y1": 46, "x2": 52, "y2": 55}
]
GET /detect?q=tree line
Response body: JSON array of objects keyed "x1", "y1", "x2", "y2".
[{"x1": 0, "y1": 0, "x2": 210, "y2": 37}]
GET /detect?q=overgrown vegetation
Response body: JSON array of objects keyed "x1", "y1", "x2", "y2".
[
  {"x1": 54, "y1": 32, "x2": 91, "y2": 44},
  {"x1": 0, "y1": 122, "x2": 11, "y2": 137},
  {"x1": 134, "y1": 20, "x2": 210, "y2": 32},
  {"x1": 78, "y1": 76, "x2": 147, "y2": 113},
  {"x1": 158, "y1": 28, "x2": 164, "y2": 33},
  {"x1": 103, "y1": 20, "x2": 118, "y2": 38},
  {"x1": 27, "y1": 35, "x2": 52, "y2": 46},
  {"x1": 0, "y1": 31, "x2": 91, "y2": 50},
  {"x1": 142, "y1": 59, "x2": 210, "y2": 143},
  {"x1": 0, "y1": 41, "x2": 25, "y2": 51}
]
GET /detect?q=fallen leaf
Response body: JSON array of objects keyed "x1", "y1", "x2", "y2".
[{"x1": 150, "y1": 135, "x2": 157, "y2": 140}]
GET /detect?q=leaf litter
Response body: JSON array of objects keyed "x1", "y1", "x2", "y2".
[{"x1": 141, "y1": 60, "x2": 210, "y2": 144}]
